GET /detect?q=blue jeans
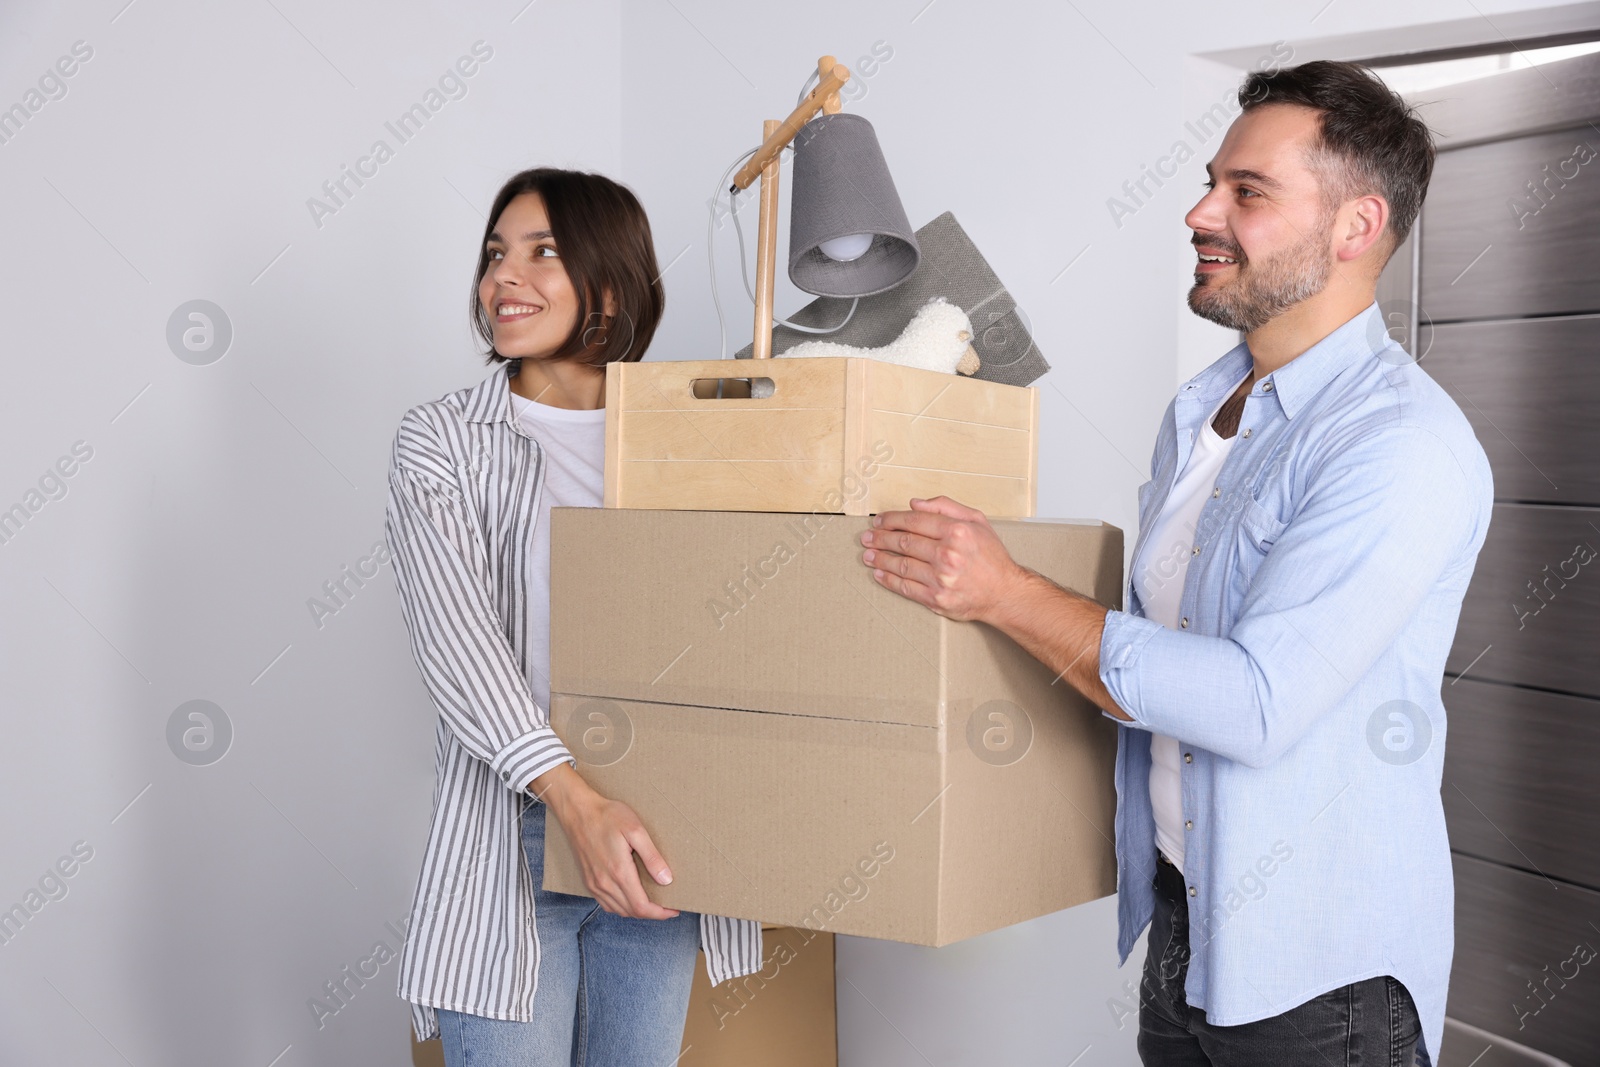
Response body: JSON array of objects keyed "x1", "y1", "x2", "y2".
[
  {"x1": 436, "y1": 797, "x2": 701, "y2": 1067},
  {"x1": 1138, "y1": 852, "x2": 1423, "y2": 1066}
]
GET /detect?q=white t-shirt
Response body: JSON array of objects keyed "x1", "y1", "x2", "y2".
[
  {"x1": 1130, "y1": 372, "x2": 1249, "y2": 876},
  {"x1": 508, "y1": 388, "x2": 606, "y2": 720}
]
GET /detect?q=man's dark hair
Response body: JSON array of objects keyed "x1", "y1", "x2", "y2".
[
  {"x1": 472, "y1": 167, "x2": 663, "y2": 367},
  {"x1": 1238, "y1": 60, "x2": 1435, "y2": 257}
]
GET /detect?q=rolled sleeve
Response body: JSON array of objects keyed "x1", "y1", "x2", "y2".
[
  {"x1": 385, "y1": 415, "x2": 575, "y2": 795},
  {"x1": 1097, "y1": 608, "x2": 1166, "y2": 724}
]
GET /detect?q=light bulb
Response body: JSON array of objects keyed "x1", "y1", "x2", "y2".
[{"x1": 818, "y1": 232, "x2": 874, "y2": 262}]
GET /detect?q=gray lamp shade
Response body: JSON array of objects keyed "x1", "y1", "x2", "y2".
[{"x1": 788, "y1": 113, "x2": 920, "y2": 297}]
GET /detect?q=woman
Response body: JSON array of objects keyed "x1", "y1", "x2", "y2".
[{"x1": 383, "y1": 168, "x2": 761, "y2": 1066}]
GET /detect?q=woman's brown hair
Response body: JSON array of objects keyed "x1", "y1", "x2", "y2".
[{"x1": 472, "y1": 168, "x2": 664, "y2": 367}]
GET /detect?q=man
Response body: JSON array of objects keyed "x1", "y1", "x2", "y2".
[{"x1": 860, "y1": 61, "x2": 1491, "y2": 1067}]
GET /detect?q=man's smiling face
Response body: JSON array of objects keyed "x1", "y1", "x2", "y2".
[{"x1": 1184, "y1": 103, "x2": 1344, "y2": 333}]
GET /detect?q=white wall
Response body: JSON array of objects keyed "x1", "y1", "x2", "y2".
[
  {"x1": 0, "y1": 1, "x2": 1566, "y2": 1065},
  {"x1": 0, "y1": 1, "x2": 619, "y2": 1064}
]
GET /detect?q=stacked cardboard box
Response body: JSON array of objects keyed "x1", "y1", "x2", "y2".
[
  {"x1": 542, "y1": 507, "x2": 1122, "y2": 945},
  {"x1": 679, "y1": 926, "x2": 837, "y2": 1067}
]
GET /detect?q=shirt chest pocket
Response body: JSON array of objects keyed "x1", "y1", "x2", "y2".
[
  {"x1": 1231, "y1": 494, "x2": 1290, "y2": 595},
  {"x1": 1239, "y1": 496, "x2": 1288, "y2": 549}
]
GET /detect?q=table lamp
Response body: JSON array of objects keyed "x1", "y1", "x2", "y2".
[{"x1": 729, "y1": 56, "x2": 921, "y2": 359}]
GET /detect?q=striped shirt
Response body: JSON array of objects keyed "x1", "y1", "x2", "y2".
[{"x1": 384, "y1": 362, "x2": 764, "y2": 1040}]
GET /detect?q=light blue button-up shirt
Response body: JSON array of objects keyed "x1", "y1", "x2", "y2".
[{"x1": 1098, "y1": 301, "x2": 1493, "y2": 1067}]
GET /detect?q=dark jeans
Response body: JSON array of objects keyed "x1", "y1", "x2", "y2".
[{"x1": 1138, "y1": 852, "x2": 1422, "y2": 1066}]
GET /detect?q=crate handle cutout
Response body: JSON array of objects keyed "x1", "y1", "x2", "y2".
[{"x1": 689, "y1": 377, "x2": 776, "y2": 400}]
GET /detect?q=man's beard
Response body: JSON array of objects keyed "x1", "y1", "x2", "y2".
[{"x1": 1187, "y1": 215, "x2": 1334, "y2": 332}]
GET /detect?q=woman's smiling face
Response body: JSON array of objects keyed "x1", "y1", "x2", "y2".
[{"x1": 479, "y1": 192, "x2": 582, "y2": 361}]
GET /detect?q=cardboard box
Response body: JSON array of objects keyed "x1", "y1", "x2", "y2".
[
  {"x1": 679, "y1": 926, "x2": 836, "y2": 1067},
  {"x1": 543, "y1": 507, "x2": 1121, "y2": 945},
  {"x1": 602, "y1": 357, "x2": 1037, "y2": 517}
]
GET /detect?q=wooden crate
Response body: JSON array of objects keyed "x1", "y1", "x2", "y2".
[{"x1": 603, "y1": 357, "x2": 1038, "y2": 516}]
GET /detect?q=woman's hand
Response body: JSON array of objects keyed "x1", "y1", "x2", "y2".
[{"x1": 530, "y1": 764, "x2": 680, "y2": 920}]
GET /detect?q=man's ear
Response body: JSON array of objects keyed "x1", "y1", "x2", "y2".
[{"x1": 1337, "y1": 193, "x2": 1389, "y2": 265}]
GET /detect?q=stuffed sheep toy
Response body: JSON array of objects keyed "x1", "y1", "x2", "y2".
[{"x1": 776, "y1": 296, "x2": 981, "y2": 376}]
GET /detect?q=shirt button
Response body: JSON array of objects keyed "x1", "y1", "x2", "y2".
[
  {"x1": 1180, "y1": 617, "x2": 1189, "y2": 629},
  {"x1": 1184, "y1": 752, "x2": 1193, "y2": 763},
  {"x1": 1211, "y1": 487, "x2": 1220, "y2": 498},
  {"x1": 1188, "y1": 885, "x2": 1198, "y2": 897},
  {"x1": 1242, "y1": 428, "x2": 1253, "y2": 438},
  {"x1": 1263, "y1": 381, "x2": 1274, "y2": 392},
  {"x1": 1191, "y1": 545, "x2": 1200, "y2": 556},
  {"x1": 1185, "y1": 820, "x2": 1193, "y2": 830}
]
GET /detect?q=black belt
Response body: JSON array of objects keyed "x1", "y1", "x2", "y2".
[{"x1": 1153, "y1": 851, "x2": 1187, "y2": 902}]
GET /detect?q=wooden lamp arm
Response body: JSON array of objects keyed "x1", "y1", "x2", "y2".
[{"x1": 731, "y1": 57, "x2": 850, "y2": 191}]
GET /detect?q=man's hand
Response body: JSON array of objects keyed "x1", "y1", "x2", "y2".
[
  {"x1": 529, "y1": 764, "x2": 680, "y2": 920},
  {"x1": 858, "y1": 496, "x2": 1028, "y2": 624},
  {"x1": 861, "y1": 495, "x2": 1133, "y2": 721}
]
